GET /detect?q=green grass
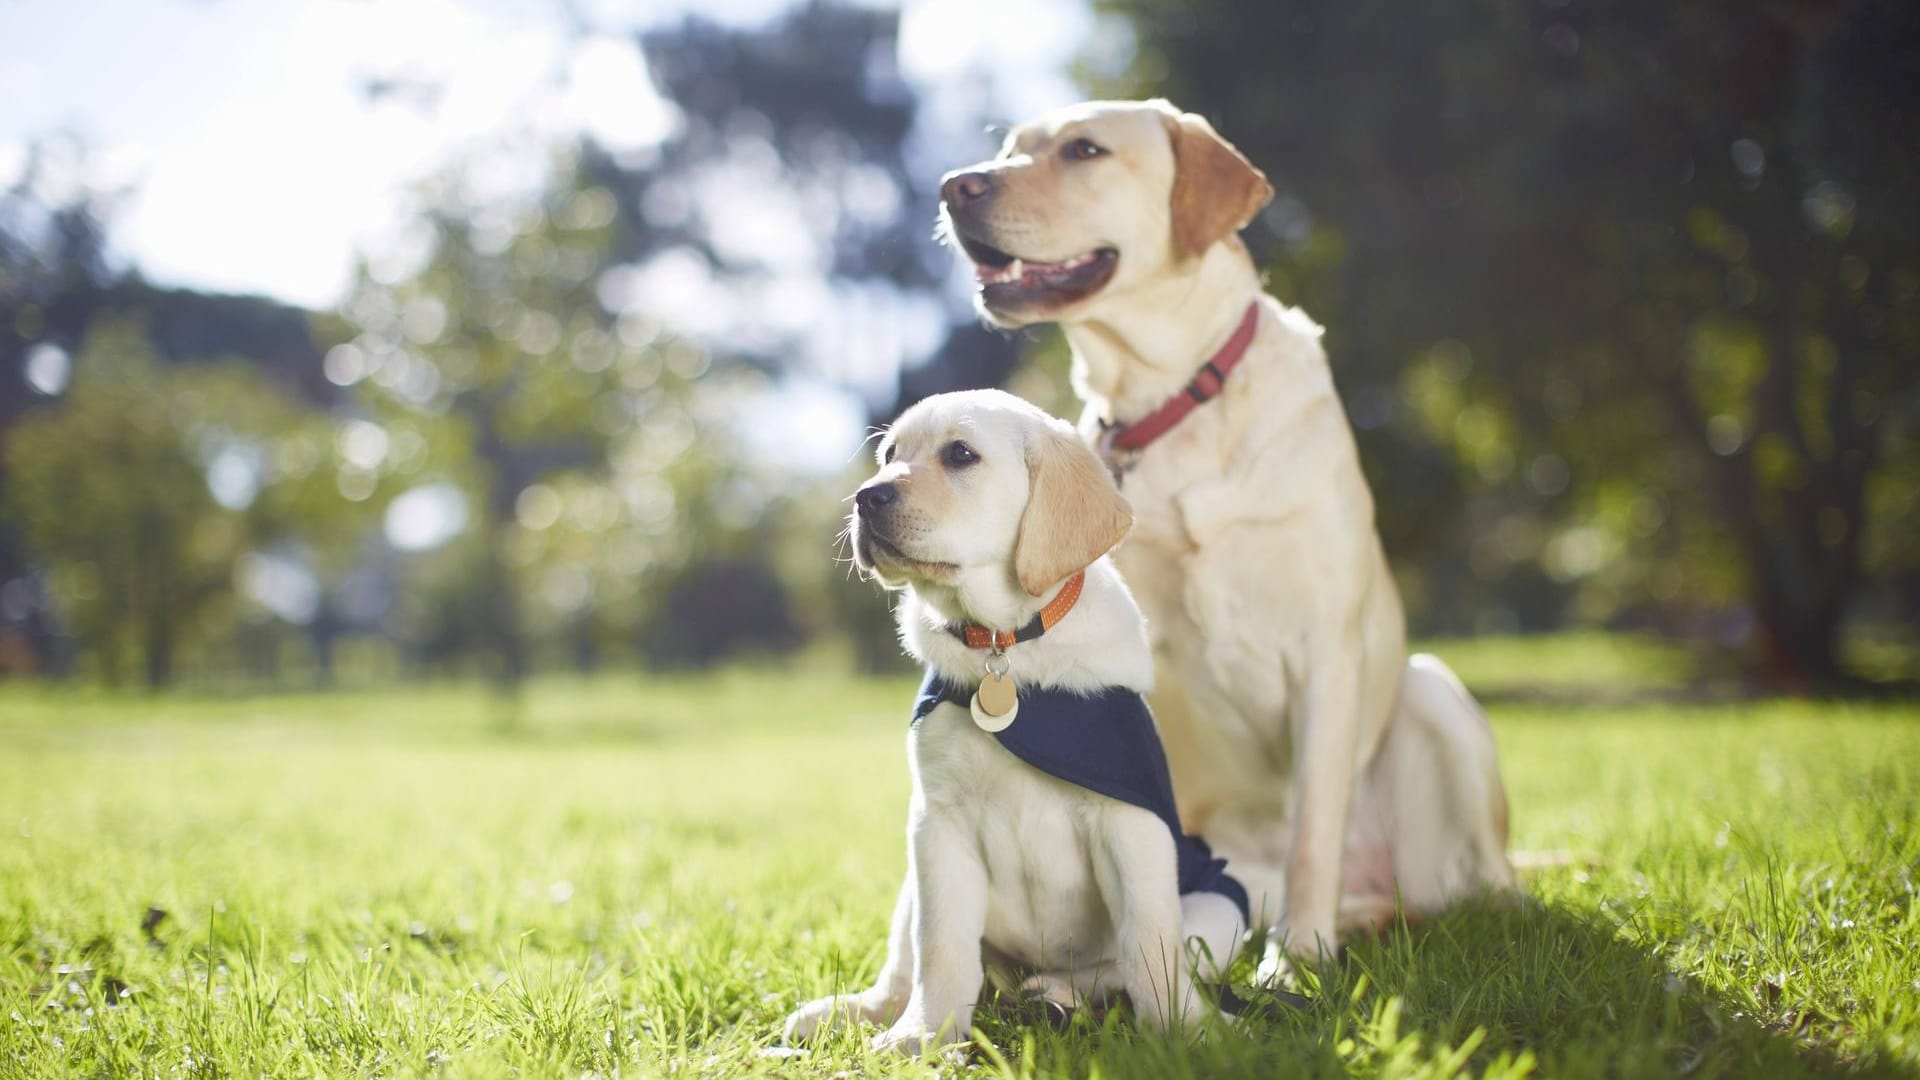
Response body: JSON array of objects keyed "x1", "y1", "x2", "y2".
[
  {"x1": 1418, "y1": 632, "x2": 1697, "y2": 697},
  {"x1": 2, "y1": 642, "x2": 1917, "y2": 1078}
]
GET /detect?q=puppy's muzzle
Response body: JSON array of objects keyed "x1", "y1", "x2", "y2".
[{"x1": 854, "y1": 481, "x2": 899, "y2": 518}]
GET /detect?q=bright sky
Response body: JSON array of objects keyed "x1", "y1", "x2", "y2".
[{"x1": 0, "y1": 0, "x2": 1094, "y2": 310}]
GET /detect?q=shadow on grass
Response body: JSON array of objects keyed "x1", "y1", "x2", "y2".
[
  {"x1": 971, "y1": 900, "x2": 1917, "y2": 1080},
  {"x1": 1339, "y1": 900, "x2": 1916, "y2": 1079}
]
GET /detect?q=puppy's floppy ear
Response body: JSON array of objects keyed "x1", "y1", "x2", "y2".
[
  {"x1": 1013, "y1": 428, "x2": 1133, "y2": 596},
  {"x1": 1164, "y1": 107, "x2": 1274, "y2": 259}
]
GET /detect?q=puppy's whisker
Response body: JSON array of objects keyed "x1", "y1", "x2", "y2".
[{"x1": 847, "y1": 429, "x2": 891, "y2": 466}]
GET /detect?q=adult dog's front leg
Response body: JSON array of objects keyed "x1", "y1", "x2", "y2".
[
  {"x1": 784, "y1": 876, "x2": 914, "y2": 1042},
  {"x1": 874, "y1": 816, "x2": 988, "y2": 1056},
  {"x1": 1265, "y1": 631, "x2": 1366, "y2": 974}
]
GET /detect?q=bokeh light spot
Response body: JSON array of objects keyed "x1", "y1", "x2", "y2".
[
  {"x1": 384, "y1": 482, "x2": 469, "y2": 552},
  {"x1": 24, "y1": 344, "x2": 71, "y2": 396}
]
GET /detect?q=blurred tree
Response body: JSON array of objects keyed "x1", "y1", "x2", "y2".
[
  {"x1": 339, "y1": 156, "x2": 624, "y2": 693},
  {"x1": 3, "y1": 322, "x2": 366, "y2": 687},
  {"x1": 2, "y1": 136, "x2": 354, "y2": 681},
  {"x1": 337, "y1": 150, "x2": 787, "y2": 691},
  {"x1": 596, "y1": 2, "x2": 1022, "y2": 671},
  {"x1": 4, "y1": 7, "x2": 1024, "y2": 688},
  {"x1": 0, "y1": 137, "x2": 120, "y2": 675},
  {"x1": 642, "y1": 557, "x2": 802, "y2": 667},
  {"x1": 615, "y1": 0, "x2": 1021, "y2": 410},
  {"x1": 0, "y1": 137, "x2": 116, "y2": 385},
  {"x1": 1097, "y1": 0, "x2": 1919, "y2": 688},
  {"x1": 3, "y1": 325, "x2": 217, "y2": 687},
  {"x1": 327, "y1": 1, "x2": 1022, "y2": 685}
]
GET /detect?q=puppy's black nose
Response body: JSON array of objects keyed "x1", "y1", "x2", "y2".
[
  {"x1": 855, "y1": 482, "x2": 898, "y2": 515},
  {"x1": 941, "y1": 169, "x2": 994, "y2": 207}
]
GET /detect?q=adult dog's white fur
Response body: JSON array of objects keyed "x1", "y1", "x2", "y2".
[
  {"x1": 937, "y1": 99, "x2": 1516, "y2": 974},
  {"x1": 783, "y1": 390, "x2": 1243, "y2": 1055}
]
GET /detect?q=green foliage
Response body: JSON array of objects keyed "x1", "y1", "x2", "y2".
[
  {"x1": 1, "y1": 323, "x2": 372, "y2": 686},
  {"x1": 338, "y1": 151, "x2": 769, "y2": 682},
  {"x1": 1095, "y1": 0, "x2": 1920, "y2": 684},
  {"x1": 2, "y1": 645, "x2": 1917, "y2": 1077},
  {"x1": 4, "y1": 325, "x2": 224, "y2": 686}
]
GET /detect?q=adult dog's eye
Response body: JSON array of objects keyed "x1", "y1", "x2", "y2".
[
  {"x1": 882, "y1": 444, "x2": 896, "y2": 464},
  {"x1": 1062, "y1": 138, "x2": 1106, "y2": 162},
  {"x1": 942, "y1": 441, "x2": 980, "y2": 468}
]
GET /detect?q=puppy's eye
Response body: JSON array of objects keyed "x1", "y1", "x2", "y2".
[
  {"x1": 882, "y1": 443, "x2": 896, "y2": 464},
  {"x1": 941, "y1": 441, "x2": 980, "y2": 468},
  {"x1": 1062, "y1": 138, "x2": 1106, "y2": 162}
]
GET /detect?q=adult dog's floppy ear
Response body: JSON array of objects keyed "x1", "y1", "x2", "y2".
[
  {"x1": 1014, "y1": 429, "x2": 1133, "y2": 596},
  {"x1": 1164, "y1": 107, "x2": 1273, "y2": 259}
]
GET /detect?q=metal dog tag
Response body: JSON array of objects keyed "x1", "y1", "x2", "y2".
[{"x1": 970, "y1": 651, "x2": 1018, "y2": 732}]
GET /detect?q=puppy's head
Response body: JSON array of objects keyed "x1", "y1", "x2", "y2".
[
  {"x1": 850, "y1": 390, "x2": 1132, "y2": 598},
  {"x1": 938, "y1": 99, "x2": 1273, "y2": 328}
]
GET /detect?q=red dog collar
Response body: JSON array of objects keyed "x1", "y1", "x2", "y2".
[{"x1": 1100, "y1": 302, "x2": 1260, "y2": 459}]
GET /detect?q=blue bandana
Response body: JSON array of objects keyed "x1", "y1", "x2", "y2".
[{"x1": 912, "y1": 670, "x2": 1250, "y2": 922}]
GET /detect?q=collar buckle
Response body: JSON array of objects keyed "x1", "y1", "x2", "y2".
[{"x1": 1097, "y1": 301, "x2": 1260, "y2": 461}]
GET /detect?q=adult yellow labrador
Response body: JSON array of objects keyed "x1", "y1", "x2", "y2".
[{"x1": 938, "y1": 99, "x2": 1515, "y2": 975}]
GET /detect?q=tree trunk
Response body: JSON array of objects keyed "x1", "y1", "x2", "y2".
[
  {"x1": 143, "y1": 606, "x2": 173, "y2": 690},
  {"x1": 481, "y1": 524, "x2": 528, "y2": 694},
  {"x1": 309, "y1": 588, "x2": 338, "y2": 690},
  {"x1": 569, "y1": 615, "x2": 599, "y2": 674},
  {"x1": 1740, "y1": 135, "x2": 1872, "y2": 692},
  {"x1": 465, "y1": 393, "x2": 529, "y2": 708}
]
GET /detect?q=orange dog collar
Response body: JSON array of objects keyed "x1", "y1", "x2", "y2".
[{"x1": 947, "y1": 571, "x2": 1086, "y2": 650}]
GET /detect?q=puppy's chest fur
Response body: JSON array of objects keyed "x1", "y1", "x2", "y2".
[{"x1": 910, "y1": 700, "x2": 1148, "y2": 967}]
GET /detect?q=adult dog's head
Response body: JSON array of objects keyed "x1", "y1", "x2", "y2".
[
  {"x1": 850, "y1": 390, "x2": 1132, "y2": 600},
  {"x1": 938, "y1": 99, "x2": 1272, "y2": 328}
]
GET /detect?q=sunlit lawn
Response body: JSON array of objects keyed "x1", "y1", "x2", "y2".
[{"x1": 2, "y1": 637, "x2": 1917, "y2": 1078}]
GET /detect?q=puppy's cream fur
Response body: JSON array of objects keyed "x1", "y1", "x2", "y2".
[
  {"x1": 939, "y1": 100, "x2": 1516, "y2": 975},
  {"x1": 784, "y1": 390, "x2": 1243, "y2": 1055}
]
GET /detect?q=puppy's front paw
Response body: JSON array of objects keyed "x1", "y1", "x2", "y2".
[
  {"x1": 1257, "y1": 919, "x2": 1337, "y2": 985},
  {"x1": 870, "y1": 1019, "x2": 961, "y2": 1058},
  {"x1": 783, "y1": 991, "x2": 885, "y2": 1044},
  {"x1": 1254, "y1": 935, "x2": 1298, "y2": 989}
]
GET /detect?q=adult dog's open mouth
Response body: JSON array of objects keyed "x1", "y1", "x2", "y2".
[{"x1": 957, "y1": 233, "x2": 1118, "y2": 311}]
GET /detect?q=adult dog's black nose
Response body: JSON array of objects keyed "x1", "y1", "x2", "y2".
[
  {"x1": 855, "y1": 482, "x2": 898, "y2": 515},
  {"x1": 940, "y1": 169, "x2": 994, "y2": 207}
]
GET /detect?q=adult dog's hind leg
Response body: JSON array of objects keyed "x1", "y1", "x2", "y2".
[{"x1": 1379, "y1": 654, "x2": 1515, "y2": 912}]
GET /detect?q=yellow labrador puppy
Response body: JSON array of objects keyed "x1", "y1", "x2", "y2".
[
  {"x1": 785, "y1": 390, "x2": 1246, "y2": 1054},
  {"x1": 937, "y1": 100, "x2": 1515, "y2": 974}
]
